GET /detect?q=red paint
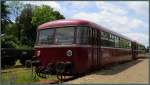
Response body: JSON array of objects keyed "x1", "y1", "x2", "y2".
[
  {"x1": 34, "y1": 19, "x2": 145, "y2": 75},
  {"x1": 38, "y1": 19, "x2": 133, "y2": 42},
  {"x1": 38, "y1": 19, "x2": 89, "y2": 30},
  {"x1": 35, "y1": 45, "x2": 90, "y2": 74}
]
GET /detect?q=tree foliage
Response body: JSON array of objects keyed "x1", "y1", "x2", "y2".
[
  {"x1": 6, "y1": 1, "x2": 25, "y2": 21},
  {"x1": 17, "y1": 5, "x2": 65, "y2": 47},
  {"x1": 16, "y1": 4, "x2": 36, "y2": 46},
  {"x1": 2, "y1": 2, "x2": 65, "y2": 49},
  {"x1": 1, "y1": 35, "x2": 20, "y2": 48},
  {"x1": 1, "y1": 1, "x2": 11, "y2": 33},
  {"x1": 31, "y1": 5, "x2": 65, "y2": 26}
]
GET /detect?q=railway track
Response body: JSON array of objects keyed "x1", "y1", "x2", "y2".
[
  {"x1": 35, "y1": 75, "x2": 84, "y2": 84},
  {"x1": 1, "y1": 56, "x2": 148, "y2": 84}
]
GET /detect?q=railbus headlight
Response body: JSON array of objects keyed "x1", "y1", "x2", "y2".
[
  {"x1": 66, "y1": 50, "x2": 73, "y2": 57},
  {"x1": 36, "y1": 50, "x2": 41, "y2": 56}
]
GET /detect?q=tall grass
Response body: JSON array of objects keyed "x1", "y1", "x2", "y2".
[{"x1": 1, "y1": 67, "x2": 57, "y2": 84}]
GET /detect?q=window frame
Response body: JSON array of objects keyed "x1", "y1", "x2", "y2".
[
  {"x1": 37, "y1": 28, "x2": 55, "y2": 45},
  {"x1": 55, "y1": 27, "x2": 75, "y2": 45},
  {"x1": 36, "y1": 26, "x2": 77, "y2": 45},
  {"x1": 75, "y1": 26, "x2": 90, "y2": 45}
]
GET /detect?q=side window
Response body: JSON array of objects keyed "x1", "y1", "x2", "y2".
[
  {"x1": 101, "y1": 31, "x2": 109, "y2": 47},
  {"x1": 115, "y1": 36, "x2": 119, "y2": 48},
  {"x1": 94, "y1": 29, "x2": 97, "y2": 45},
  {"x1": 109, "y1": 34, "x2": 115, "y2": 47},
  {"x1": 91, "y1": 29, "x2": 95, "y2": 45},
  {"x1": 97, "y1": 31, "x2": 101, "y2": 46},
  {"x1": 119, "y1": 38, "x2": 124, "y2": 48},
  {"x1": 129, "y1": 42, "x2": 131, "y2": 48},
  {"x1": 87, "y1": 27, "x2": 91, "y2": 45},
  {"x1": 119, "y1": 38, "x2": 131, "y2": 49},
  {"x1": 88, "y1": 28, "x2": 92, "y2": 45},
  {"x1": 101, "y1": 31, "x2": 116, "y2": 47},
  {"x1": 138, "y1": 45, "x2": 145, "y2": 51},
  {"x1": 125, "y1": 40, "x2": 131, "y2": 48},
  {"x1": 76, "y1": 26, "x2": 89, "y2": 45}
]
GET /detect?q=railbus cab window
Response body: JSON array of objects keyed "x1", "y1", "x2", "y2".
[
  {"x1": 55, "y1": 27, "x2": 75, "y2": 44},
  {"x1": 37, "y1": 26, "x2": 91, "y2": 45},
  {"x1": 37, "y1": 27, "x2": 75, "y2": 45},
  {"x1": 38, "y1": 29, "x2": 55, "y2": 45}
]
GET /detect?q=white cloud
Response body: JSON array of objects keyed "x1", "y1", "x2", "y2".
[
  {"x1": 126, "y1": 1, "x2": 149, "y2": 16},
  {"x1": 64, "y1": 1, "x2": 92, "y2": 8},
  {"x1": 72, "y1": 1, "x2": 148, "y2": 46},
  {"x1": 72, "y1": 12, "x2": 100, "y2": 23},
  {"x1": 96, "y1": 1, "x2": 128, "y2": 15},
  {"x1": 22, "y1": 1, "x2": 61, "y2": 12},
  {"x1": 72, "y1": 11, "x2": 147, "y2": 33},
  {"x1": 61, "y1": 1, "x2": 93, "y2": 14},
  {"x1": 128, "y1": 19, "x2": 148, "y2": 31}
]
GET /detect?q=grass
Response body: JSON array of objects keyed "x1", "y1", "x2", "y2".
[{"x1": 1, "y1": 60, "x2": 57, "y2": 84}]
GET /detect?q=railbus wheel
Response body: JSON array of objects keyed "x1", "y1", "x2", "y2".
[{"x1": 56, "y1": 74, "x2": 66, "y2": 83}]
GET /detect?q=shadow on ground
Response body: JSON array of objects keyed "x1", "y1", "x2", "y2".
[{"x1": 94, "y1": 59, "x2": 143, "y2": 75}]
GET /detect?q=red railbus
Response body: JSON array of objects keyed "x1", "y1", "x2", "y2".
[{"x1": 32, "y1": 19, "x2": 146, "y2": 78}]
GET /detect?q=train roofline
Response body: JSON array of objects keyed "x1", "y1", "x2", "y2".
[
  {"x1": 38, "y1": 19, "x2": 90, "y2": 29},
  {"x1": 37, "y1": 19, "x2": 144, "y2": 46}
]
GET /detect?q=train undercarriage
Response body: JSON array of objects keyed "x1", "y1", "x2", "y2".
[{"x1": 26, "y1": 60, "x2": 74, "y2": 82}]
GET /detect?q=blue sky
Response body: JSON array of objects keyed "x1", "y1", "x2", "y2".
[{"x1": 8, "y1": 1, "x2": 149, "y2": 47}]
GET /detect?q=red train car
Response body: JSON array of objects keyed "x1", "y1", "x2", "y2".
[{"x1": 32, "y1": 19, "x2": 146, "y2": 78}]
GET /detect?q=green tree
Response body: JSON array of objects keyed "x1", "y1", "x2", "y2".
[
  {"x1": 7, "y1": 1, "x2": 25, "y2": 41},
  {"x1": 16, "y1": 4, "x2": 36, "y2": 46},
  {"x1": 1, "y1": 1, "x2": 11, "y2": 34},
  {"x1": 1, "y1": 35, "x2": 20, "y2": 48},
  {"x1": 4, "y1": 23, "x2": 19, "y2": 37},
  {"x1": 31, "y1": 5, "x2": 65, "y2": 26},
  {"x1": 1, "y1": 1, "x2": 24, "y2": 48},
  {"x1": 2, "y1": 4, "x2": 65, "y2": 48},
  {"x1": 17, "y1": 5, "x2": 65, "y2": 47},
  {"x1": 7, "y1": 1, "x2": 24, "y2": 21}
]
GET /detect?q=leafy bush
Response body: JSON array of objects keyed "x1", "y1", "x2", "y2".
[{"x1": 1, "y1": 35, "x2": 20, "y2": 48}]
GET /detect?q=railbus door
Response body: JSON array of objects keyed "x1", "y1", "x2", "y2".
[
  {"x1": 132, "y1": 42, "x2": 137, "y2": 59},
  {"x1": 88, "y1": 27, "x2": 94, "y2": 70},
  {"x1": 97, "y1": 30, "x2": 102, "y2": 68},
  {"x1": 89, "y1": 28, "x2": 96, "y2": 69},
  {"x1": 94, "y1": 29, "x2": 98, "y2": 69},
  {"x1": 95, "y1": 30, "x2": 99, "y2": 68},
  {"x1": 96, "y1": 30, "x2": 101, "y2": 68},
  {"x1": 91, "y1": 28, "x2": 100, "y2": 69},
  {"x1": 91, "y1": 28, "x2": 95, "y2": 69}
]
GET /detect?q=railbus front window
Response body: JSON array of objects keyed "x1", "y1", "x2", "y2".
[
  {"x1": 38, "y1": 29, "x2": 55, "y2": 45},
  {"x1": 55, "y1": 27, "x2": 75, "y2": 44},
  {"x1": 37, "y1": 27, "x2": 75, "y2": 45}
]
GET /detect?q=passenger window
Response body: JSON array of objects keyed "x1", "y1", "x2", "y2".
[
  {"x1": 76, "y1": 26, "x2": 89, "y2": 45},
  {"x1": 109, "y1": 34, "x2": 115, "y2": 47},
  {"x1": 94, "y1": 30, "x2": 97, "y2": 45},
  {"x1": 119, "y1": 38, "x2": 124, "y2": 48},
  {"x1": 101, "y1": 31, "x2": 110, "y2": 47},
  {"x1": 115, "y1": 36, "x2": 119, "y2": 48}
]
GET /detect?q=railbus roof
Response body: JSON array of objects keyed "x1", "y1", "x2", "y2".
[{"x1": 38, "y1": 19, "x2": 140, "y2": 44}]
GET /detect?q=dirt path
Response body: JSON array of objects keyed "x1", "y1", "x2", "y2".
[{"x1": 65, "y1": 58, "x2": 149, "y2": 84}]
